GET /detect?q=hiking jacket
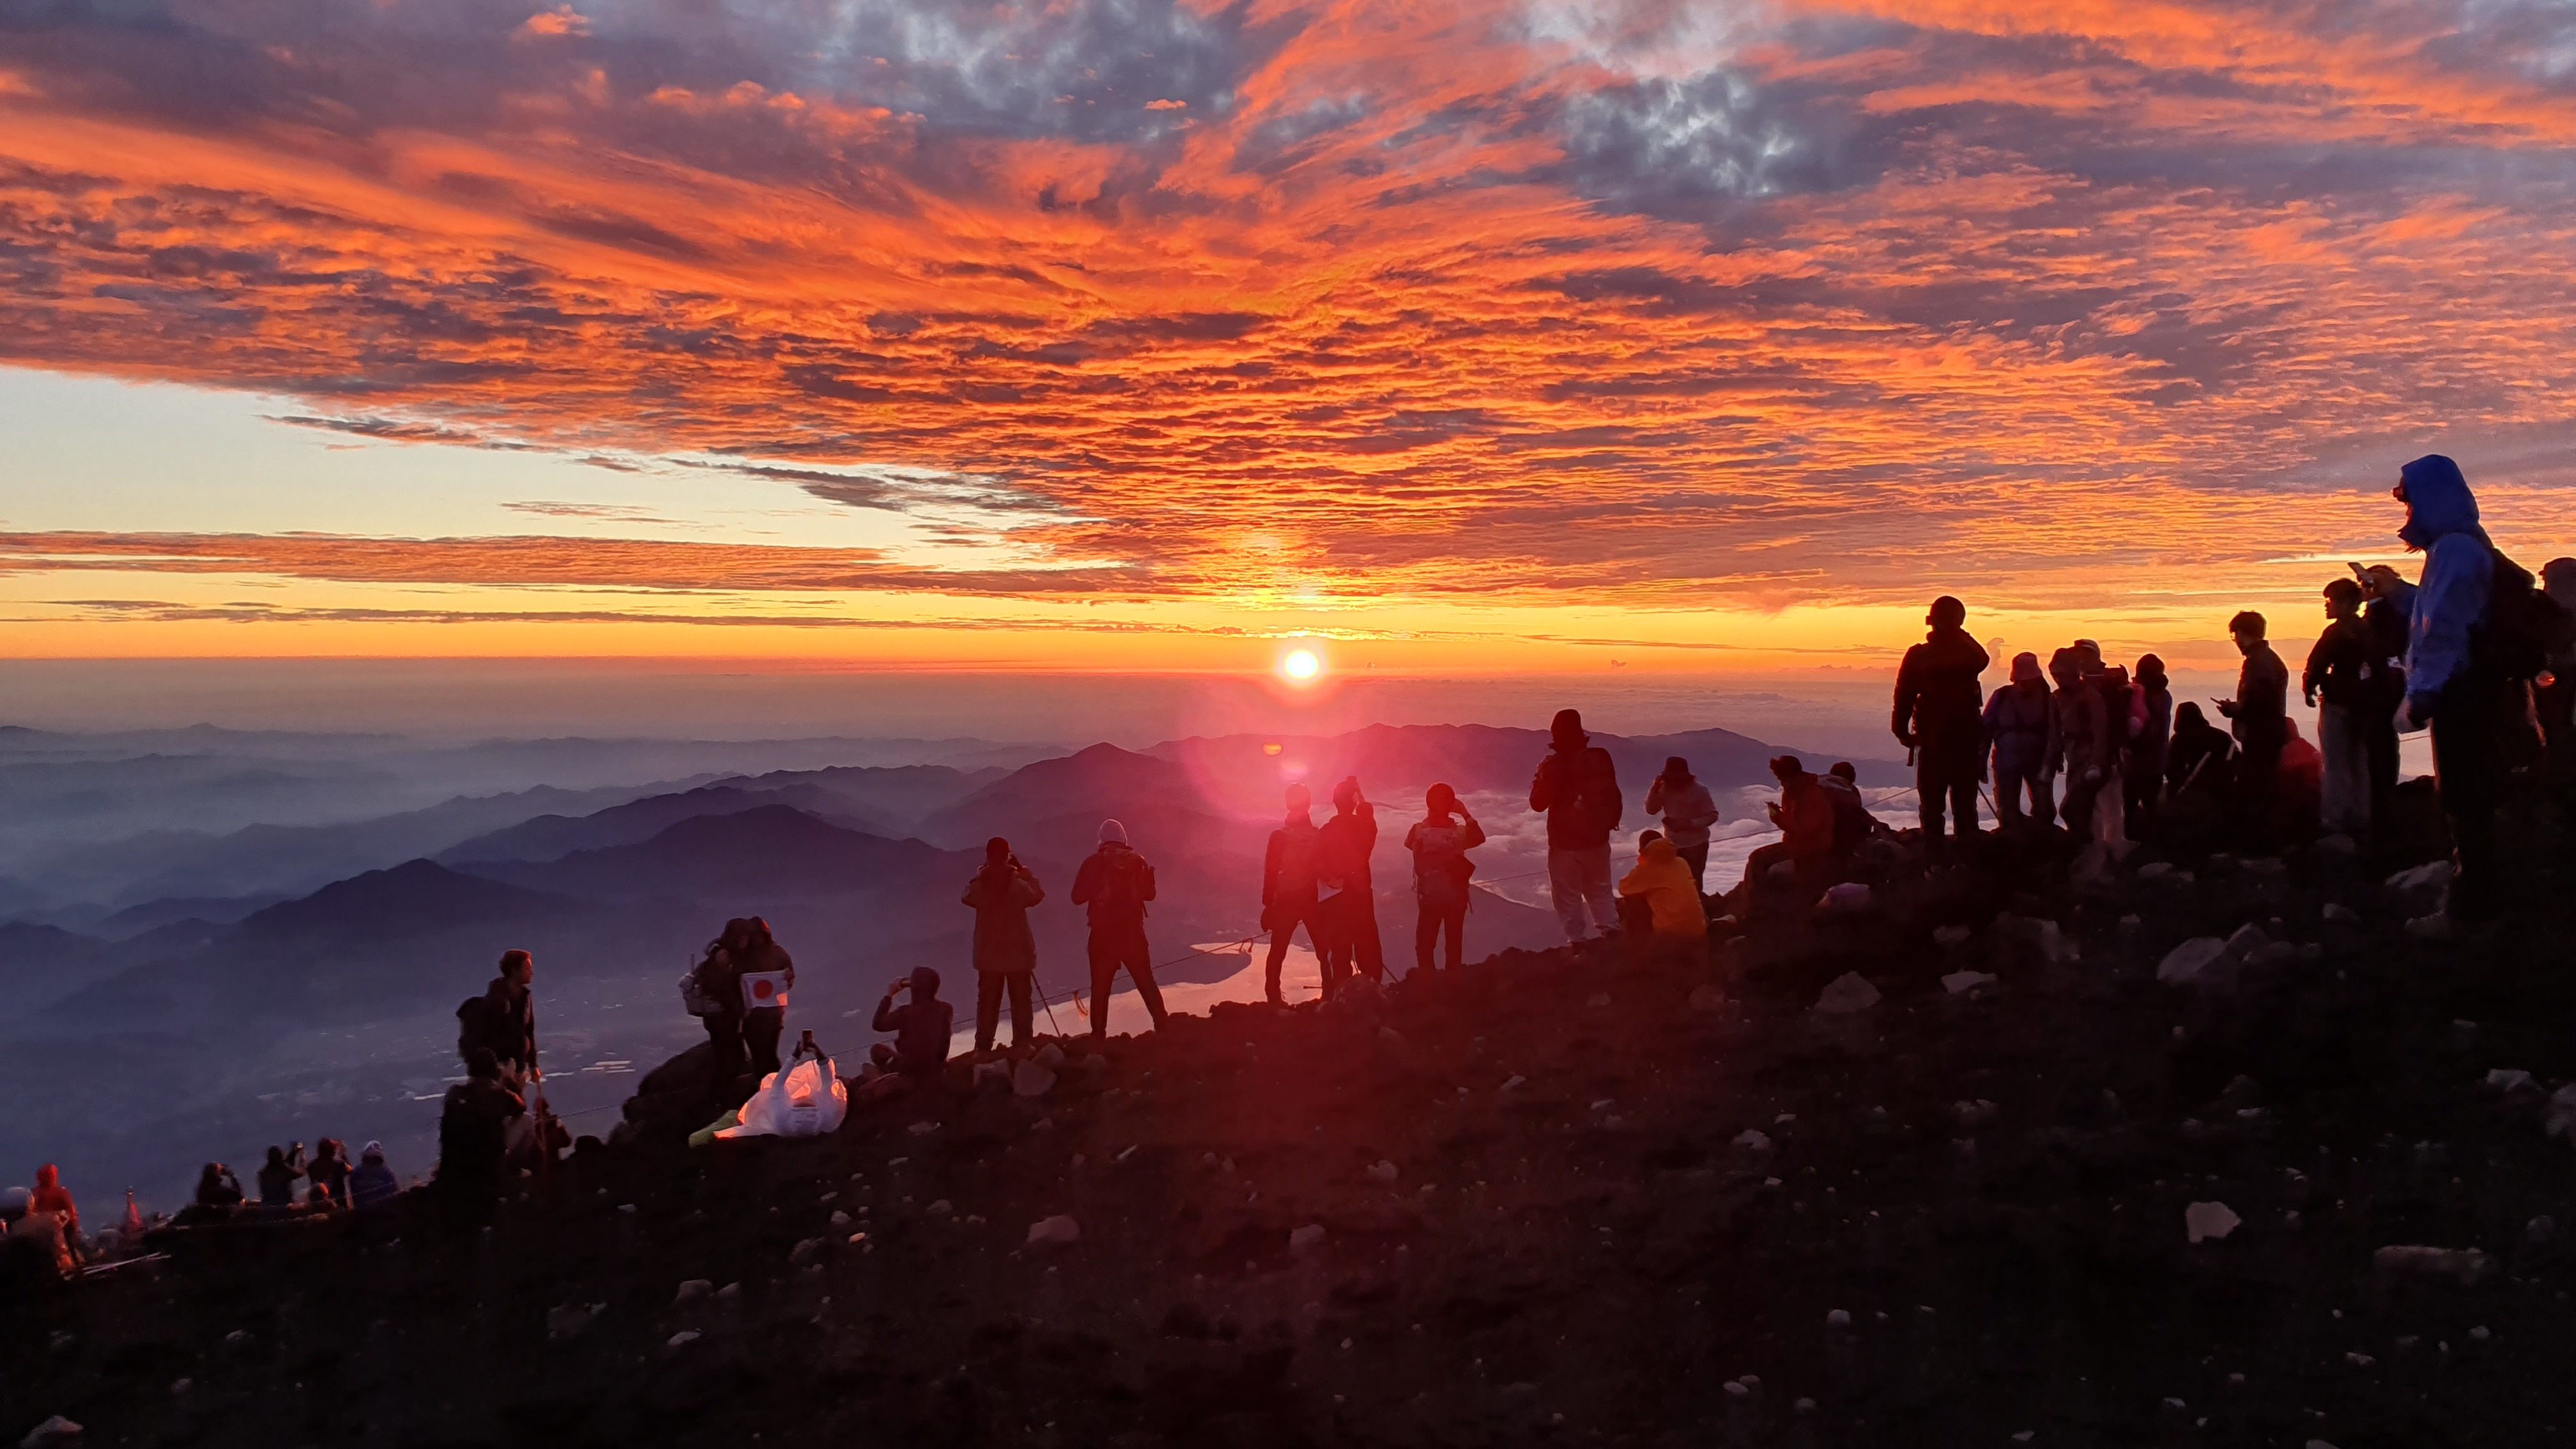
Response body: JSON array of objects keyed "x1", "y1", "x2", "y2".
[
  {"x1": 1529, "y1": 744, "x2": 1623, "y2": 851},
  {"x1": 483, "y1": 977, "x2": 538, "y2": 1068},
  {"x1": 2051, "y1": 684, "x2": 2112, "y2": 778},
  {"x1": 2167, "y1": 714, "x2": 2234, "y2": 796},
  {"x1": 1618, "y1": 836, "x2": 1708, "y2": 939},
  {"x1": 1262, "y1": 815, "x2": 1321, "y2": 910},
  {"x1": 1317, "y1": 802, "x2": 1377, "y2": 897},
  {"x1": 1403, "y1": 813, "x2": 1487, "y2": 889},
  {"x1": 1983, "y1": 684, "x2": 2056, "y2": 777},
  {"x1": 30, "y1": 1167, "x2": 75, "y2": 1239},
  {"x1": 1892, "y1": 627, "x2": 1993, "y2": 763},
  {"x1": 2132, "y1": 684, "x2": 2174, "y2": 776},
  {"x1": 1818, "y1": 774, "x2": 1875, "y2": 854},
  {"x1": 2232, "y1": 644, "x2": 2289, "y2": 740},
  {"x1": 2400, "y1": 455, "x2": 2494, "y2": 708},
  {"x1": 961, "y1": 864, "x2": 1044, "y2": 974},
  {"x1": 1643, "y1": 777, "x2": 1720, "y2": 850},
  {"x1": 437, "y1": 1079, "x2": 524, "y2": 1184},
  {"x1": 1071, "y1": 842, "x2": 1156, "y2": 933},
  {"x1": 350, "y1": 1163, "x2": 400, "y2": 1210},
  {"x1": 2305, "y1": 618, "x2": 2377, "y2": 709},
  {"x1": 1772, "y1": 771, "x2": 1835, "y2": 857},
  {"x1": 871, "y1": 995, "x2": 955, "y2": 1076}
]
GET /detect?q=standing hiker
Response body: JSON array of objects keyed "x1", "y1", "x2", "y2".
[
  {"x1": 1643, "y1": 757, "x2": 1720, "y2": 894},
  {"x1": 1529, "y1": 709, "x2": 1623, "y2": 942},
  {"x1": 1404, "y1": 784, "x2": 1485, "y2": 976},
  {"x1": 1071, "y1": 819, "x2": 1168, "y2": 1039},
  {"x1": 1891, "y1": 595, "x2": 1991, "y2": 857},
  {"x1": 962, "y1": 838, "x2": 1043, "y2": 1055},
  {"x1": 1260, "y1": 784, "x2": 1325, "y2": 1006},
  {"x1": 1316, "y1": 776, "x2": 1384, "y2": 993}
]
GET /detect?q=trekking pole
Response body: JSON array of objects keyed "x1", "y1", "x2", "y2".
[{"x1": 1038, "y1": 984, "x2": 1064, "y2": 1038}]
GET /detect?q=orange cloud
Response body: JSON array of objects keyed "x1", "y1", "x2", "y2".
[{"x1": 2, "y1": 0, "x2": 2573, "y2": 661}]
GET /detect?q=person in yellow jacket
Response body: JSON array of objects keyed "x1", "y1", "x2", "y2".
[{"x1": 1617, "y1": 831, "x2": 1707, "y2": 947}]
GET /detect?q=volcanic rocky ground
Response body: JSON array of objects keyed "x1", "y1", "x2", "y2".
[{"x1": 9, "y1": 831, "x2": 2576, "y2": 1448}]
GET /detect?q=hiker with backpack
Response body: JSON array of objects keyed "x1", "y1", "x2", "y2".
[
  {"x1": 1404, "y1": 784, "x2": 1486, "y2": 976},
  {"x1": 1984, "y1": 652, "x2": 2057, "y2": 834},
  {"x1": 457, "y1": 949, "x2": 539, "y2": 1085},
  {"x1": 684, "y1": 919, "x2": 751, "y2": 1096},
  {"x1": 2218, "y1": 611, "x2": 2291, "y2": 848},
  {"x1": 2050, "y1": 648, "x2": 2113, "y2": 840},
  {"x1": 1317, "y1": 776, "x2": 1384, "y2": 994},
  {"x1": 1071, "y1": 819, "x2": 1169, "y2": 1039},
  {"x1": 962, "y1": 838, "x2": 1043, "y2": 1054},
  {"x1": 731, "y1": 917, "x2": 795, "y2": 1077},
  {"x1": 436, "y1": 1048, "x2": 525, "y2": 1223},
  {"x1": 2126, "y1": 655, "x2": 2174, "y2": 839},
  {"x1": 1530, "y1": 709, "x2": 1624, "y2": 942},
  {"x1": 2306, "y1": 578, "x2": 2380, "y2": 837},
  {"x1": 1891, "y1": 595, "x2": 1991, "y2": 859},
  {"x1": 1261, "y1": 784, "x2": 1326, "y2": 1006},
  {"x1": 2393, "y1": 454, "x2": 2568, "y2": 926},
  {"x1": 1643, "y1": 757, "x2": 1720, "y2": 893}
]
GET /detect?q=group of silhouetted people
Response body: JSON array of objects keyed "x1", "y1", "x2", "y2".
[{"x1": 1889, "y1": 454, "x2": 2571, "y2": 928}]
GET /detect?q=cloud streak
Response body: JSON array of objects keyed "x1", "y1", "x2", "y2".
[{"x1": 3, "y1": 0, "x2": 2574, "y2": 636}]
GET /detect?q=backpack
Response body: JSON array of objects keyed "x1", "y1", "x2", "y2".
[
  {"x1": 1567, "y1": 749, "x2": 1623, "y2": 834},
  {"x1": 1094, "y1": 848, "x2": 1154, "y2": 919},
  {"x1": 678, "y1": 961, "x2": 726, "y2": 1018},
  {"x1": 2095, "y1": 666, "x2": 2141, "y2": 742},
  {"x1": 2480, "y1": 548, "x2": 2573, "y2": 682},
  {"x1": 455, "y1": 993, "x2": 499, "y2": 1060},
  {"x1": 1411, "y1": 820, "x2": 1473, "y2": 907},
  {"x1": 1272, "y1": 820, "x2": 1319, "y2": 896}
]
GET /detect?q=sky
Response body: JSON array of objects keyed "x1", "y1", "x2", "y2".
[{"x1": 4, "y1": 0, "x2": 2576, "y2": 691}]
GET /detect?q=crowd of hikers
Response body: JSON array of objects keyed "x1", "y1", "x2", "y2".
[{"x1": 17, "y1": 453, "x2": 2564, "y2": 1265}]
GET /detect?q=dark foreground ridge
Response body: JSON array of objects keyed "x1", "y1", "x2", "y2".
[{"x1": 8, "y1": 835, "x2": 2576, "y2": 1447}]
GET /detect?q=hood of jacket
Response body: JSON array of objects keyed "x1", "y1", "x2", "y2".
[
  {"x1": 2398, "y1": 454, "x2": 2487, "y2": 551},
  {"x1": 1639, "y1": 835, "x2": 1679, "y2": 867}
]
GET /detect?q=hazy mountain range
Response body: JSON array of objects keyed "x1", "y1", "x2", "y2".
[{"x1": 0, "y1": 717, "x2": 1894, "y2": 1204}]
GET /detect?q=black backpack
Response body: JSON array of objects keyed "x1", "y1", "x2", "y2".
[
  {"x1": 1095, "y1": 848, "x2": 1153, "y2": 917},
  {"x1": 455, "y1": 993, "x2": 498, "y2": 1061},
  {"x1": 2480, "y1": 548, "x2": 2573, "y2": 682}
]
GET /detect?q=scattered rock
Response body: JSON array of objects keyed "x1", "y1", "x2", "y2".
[
  {"x1": 2386, "y1": 859, "x2": 2454, "y2": 914},
  {"x1": 1941, "y1": 970, "x2": 1997, "y2": 995},
  {"x1": 2322, "y1": 902, "x2": 2359, "y2": 923},
  {"x1": 1951, "y1": 1100, "x2": 1998, "y2": 1128},
  {"x1": 1813, "y1": 972, "x2": 1882, "y2": 1014},
  {"x1": 1825, "y1": 1308, "x2": 1851, "y2": 1328},
  {"x1": 2484, "y1": 1069, "x2": 2535, "y2": 1094},
  {"x1": 1687, "y1": 983, "x2": 1728, "y2": 1012},
  {"x1": 1733, "y1": 1130, "x2": 1772, "y2": 1151},
  {"x1": 1025, "y1": 1215, "x2": 1080, "y2": 1248},
  {"x1": 19, "y1": 1417, "x2": 80, "y2": 1448},
  {"x1": 2547, "y1": 1085, "x2": 2576, "y2": 1147},
  {"x1": 666, "y1": 1331, "x2": 700, "y2": 1351},
  {"x1": 546, "y1": 1302, "x2": 604, "y2": 1340},
  {"x1": 1290, "y1": 1223, "x2": 1328, "y2": 1254},
  {"x1": 1366, "y1": 1160, "x2": 1399, "y2": 1183},
  {"x1": 1818, "y1": 882, "x2": 1873, "y2": 914},
  {"x1": 971, "y1": 1060, "x2": 1009, "y2": 1089},
  {"x1": 1932, "y1": 924, "x2": 1972, "y2": 946},
  {"x1": 2158, "y1": 937, "x2": 2229, "y2": 985},
  {"x1": 1013, "y1": 1059, "x2": 1059, "y2": 1098},
  {"x1": 674, "y1": 1279, "x2": 712, "y2": 1304},
  {"x1": 2373, "y1": 1245, "x2": 2496, "y2": 1286},
  {"x1": 1584, "y1": 992, "x2": 1612, "y2": 1008},
  {"x1": 2185, "y1": 1201, "x2": 2241, "y2": 1243},
  {"x1": 907, "y1": 1121, "x2": 940, "y2": 1136}
]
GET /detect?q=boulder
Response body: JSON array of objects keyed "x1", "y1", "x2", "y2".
[
  {"x1": 1289, "y1": 1223, "x2": 1327, "y2": 1254},
  {"x1": 1941, "y1": 970, "x2": 1997, "y2": 995},
  {"x1": 2386, "y1": 859, "x2": 2455, "y2": 916},
  {"x1": 1814, "y1": 972, "x2": 1882, "y2": 1015},
  {"x1": 2184, "y1": 1201, "x2": 2240, "y2": 1243},
  {"x1": 2373, "y1": 1245, "x2": 2496, "y2": 1286},
  {"x1": 1012, "y1": 1059, "x2": 1059, "y2": 1098},
  {"x1": 1687, "y1": 983, "x2": 1729, "y2": 1013},
  {"x1": 19, "y1": 1418, "x2": 81, "y2": 1449},
  {"x1": 1026, "y1": 1215, "x2": 1080, "y2": 1248}
]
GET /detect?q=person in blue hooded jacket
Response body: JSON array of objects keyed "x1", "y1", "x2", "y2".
[{"x1": 2393, "y1": 454, "x2": 2513, "y2": 923}]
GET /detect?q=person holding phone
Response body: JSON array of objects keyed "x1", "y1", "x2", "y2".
[
  {"x1": 961, "y1": 837, "x2": 1043, "y2": 1055},
  {"x1": 870, "y1": 967, "x2": 953, "y2": 1080}
]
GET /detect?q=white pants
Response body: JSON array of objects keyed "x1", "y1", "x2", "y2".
[
  {"x1": 1548, "y1": 845, "x2": 1618, "y2": 941},
  {"x1": 2319, "y1": 702, "x2": 2373, "y2": 835}
]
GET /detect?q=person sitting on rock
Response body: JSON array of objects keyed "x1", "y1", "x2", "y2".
[
  {"x1": 870, "y1": 967, "x2": 955, "y2": 1082},
  {"x1": 1738, "y1": 755, "x2": 1834, "y2": 908},
  {"x1": 436, "y1": 1048, "x2": 525, "y2": 1222},
  {"x1": 256, "y1": 1144, "x2": 305, "y2": 1211},
  {"x1": 193, "y1": 1163, "x2": 245, "y2": 1216},
  {"x1": 1618, "y1": 831, "x2": 1707, "y2": 956},
  {"x1": 1, "y1": 1184, "x2": 73, "y2": 1285},
  {"x1": 349, "y1": 1143, "x2": 400, "y2": 1211}
]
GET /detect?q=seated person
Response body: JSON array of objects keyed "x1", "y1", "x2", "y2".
[
  {"x1": 1, "y1": 1185, "x2": 73, "y2": 1284},
  {"x1": 870, "y1": 967, "x2": 955, "y2": 1080},
  {"x1": 1739, "y1": 755, "x2": 1836, "y2": 905},
  {"x1": 1818, "y1": 762, "x2": 1880, "y2": 862},
  {"x1": 1618, "y1": 831, "x2": 1708, "y2": 948}
]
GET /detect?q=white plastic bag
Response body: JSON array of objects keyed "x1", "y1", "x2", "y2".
[{"x1": 717, "y1": 1054, "x2": 848, "y2": 1140}]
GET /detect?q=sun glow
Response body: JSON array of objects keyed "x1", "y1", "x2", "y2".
[{"x1": 1280, "y1": 647, "x2": 1321, "y2": 683}]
